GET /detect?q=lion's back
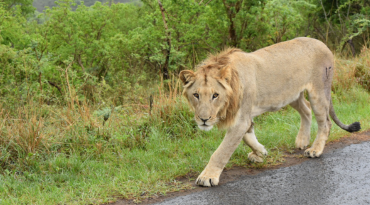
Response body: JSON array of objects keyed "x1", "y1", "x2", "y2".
[
  {"x1": 241, "y1": 37, "x2": 334, "y2": 80},
  {"x1": 252, "y1": 37, "x2": 332, "y2": 61},
  {"x1": 235, "y1": 37, "x2": 334, "y2": 113}
]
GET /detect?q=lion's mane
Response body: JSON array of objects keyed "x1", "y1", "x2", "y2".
[{"x1": 188, "y1": 48, "x2": 243, "y2": 129}]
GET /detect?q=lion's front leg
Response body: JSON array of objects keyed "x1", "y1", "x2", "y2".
[
  {"x1": 196, "y1": 121, "x2": 249, "y2": 187},
  {"x1": 242, "y1": 122, "x2": 268, "y2": 163},
  {"x1": 195, "y1": 157, "x2": 223, "y2": 187}
]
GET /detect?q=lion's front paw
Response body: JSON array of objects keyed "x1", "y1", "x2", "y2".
[
  {"x1": 196, "y1": 170, "x2": 220, "y2": 187},
  {"x1": 248, "y1": 152, "x2": 263, "y2": 162},
  {"x1": 304, "y1": 147, "x2": 322, "y2": 158},
  {"x1": 295, "y1": 137, "x2": 310, "y2": 150},
  {"x1": 248, "y1": 148, "x2": 268, "y2": 163}
]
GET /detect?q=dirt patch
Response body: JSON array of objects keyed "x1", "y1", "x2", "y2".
[{"x1": 113, "y1": 130, "x2": 370, "y2": 205}]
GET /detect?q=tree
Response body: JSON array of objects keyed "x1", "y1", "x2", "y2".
[
  {"x1": 265, "y1": 0, "x2": 315, "y2": 43},
  {"x1": 1, "y1": 0, "x2": 35, "y2": 16}
]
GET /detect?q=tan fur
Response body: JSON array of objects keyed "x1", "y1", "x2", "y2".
[{"x1": 179, "y1": 37, "x2": 360, "y2": 187}]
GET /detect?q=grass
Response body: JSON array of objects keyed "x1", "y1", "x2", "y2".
[{"x1": 1, "y1": 50, "x2": 370, "y2": 204}]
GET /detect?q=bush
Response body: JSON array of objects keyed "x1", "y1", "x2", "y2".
[{"x1": 354, "y1": 47, "x2": 370, "y2": 92}]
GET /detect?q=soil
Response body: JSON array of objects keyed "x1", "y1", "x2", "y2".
[{"x1": 112, "y1": 130, "x2": 370, "y2": 205}]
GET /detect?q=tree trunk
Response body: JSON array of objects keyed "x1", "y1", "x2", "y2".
[
  {"x1": 158, "y1": 0, "x2": 171, "y2": 80},
  {"x1": 222, "y1": 0, "x2": 242, "y2": 47},
  {"x1": 347, "y1": 39, "x2": 356, "y2": 57}
]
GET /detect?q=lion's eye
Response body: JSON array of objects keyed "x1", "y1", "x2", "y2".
[
  {"x1": 193, "y1": 93, "x2": 199, "y2": 99},
  {"x1": 213, "y1": 93, "x2": 219, "y2": 99}
]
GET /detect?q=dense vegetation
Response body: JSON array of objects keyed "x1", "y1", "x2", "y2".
[
  {"x1": 32, "y1": 0, "x2": 136, "y2": 12},
  {"x1": 0, "y1": 0, "x2": 369, "y2": 203},
  {"x1": 1, "y1": 0, "x2": 369, "y2": 107}
]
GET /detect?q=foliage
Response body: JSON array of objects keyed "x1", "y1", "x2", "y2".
[
  {"x1": 264, "y1": 0, "x2": 315, "y2": 44},
  {"x1": 311, "y1": 0, "x2": 370, "y2": 53},
  {"x1": 0, "y1": 0, "x2": 35, "y2": 15},
  {"x1": 32, "y1": 0, "x2": 137, "y2": 12},
  {"x1": 354, "y1": 47, "x2": 370, "y2": 91},
  {"x1": 1, "y1": 0, "x2": 369, "y2": 107},
  {"x1": 0, "y1": 5, "x2": 30, "y2": 47}
]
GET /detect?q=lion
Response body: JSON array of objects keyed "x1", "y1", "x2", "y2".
[{"x1": 179, "y1": 37, "x2": 361, "y2": 187}]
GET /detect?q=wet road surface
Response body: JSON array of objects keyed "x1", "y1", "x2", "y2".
[{"x1": 153, "y1": 141, "x2": 370, "y2": 205}]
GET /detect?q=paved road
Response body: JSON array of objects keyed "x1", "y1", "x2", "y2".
[{"x1": 153, "y1": 141, "x2": 370, "y2": 205}]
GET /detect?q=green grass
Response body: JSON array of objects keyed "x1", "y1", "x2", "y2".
[{"x1": 0, "y1": 86, "x2": 369, "y2": 204}]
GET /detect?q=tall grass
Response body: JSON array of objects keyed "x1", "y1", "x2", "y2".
[
  {"x1": 334, "y1": 47, "x2": 370, "y2": 93},
  {"x1": 0, "y1": 51, "x2": 369, "y2": 204}
]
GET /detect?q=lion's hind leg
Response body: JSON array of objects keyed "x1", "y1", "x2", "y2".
[
  {"x1": 243, "y1": 123, "x2": 268, "y2": 163},
  {"x1": 304, "y1": 90, "x2": 332, "y2": 158},
  {"x1": 290, "y1": 92, "x2": 312, "y2": 150}
]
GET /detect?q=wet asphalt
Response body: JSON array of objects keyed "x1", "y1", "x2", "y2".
[{"x1": 153, "y1": 141, "x2": 370, "y2": 205}]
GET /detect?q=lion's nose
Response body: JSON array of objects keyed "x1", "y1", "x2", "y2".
[{"x1": 199, "y1": 116, "x2": 211, "y2": 123}]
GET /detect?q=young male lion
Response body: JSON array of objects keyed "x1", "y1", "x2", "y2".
[{"x1": 179, "y1": 37, "x2": 361, "y2": 187}]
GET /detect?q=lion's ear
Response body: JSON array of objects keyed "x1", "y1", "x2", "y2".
[
  {"x1": 219, "y1": 65, "x2": 232, "y2": 82},
  {"x1": 179, "y1": 70, "x2": 195, "y2": 86}
]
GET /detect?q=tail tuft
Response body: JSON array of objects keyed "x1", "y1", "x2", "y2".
[{"x1": 346, "y1": 122, "x2": 361, "y2": 133}]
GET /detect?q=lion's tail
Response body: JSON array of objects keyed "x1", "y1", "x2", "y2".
[{"x1": 329, "y1": 99, "x2": 361, "y2": 132}]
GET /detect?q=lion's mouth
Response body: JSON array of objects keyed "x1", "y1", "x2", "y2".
[{"x1": 198, "y1": 124, "x2": 213, "y2": 131}]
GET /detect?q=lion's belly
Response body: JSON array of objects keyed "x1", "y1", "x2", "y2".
[{"x1": 251, "y1": 92, "x2": 301, "y2": 117}]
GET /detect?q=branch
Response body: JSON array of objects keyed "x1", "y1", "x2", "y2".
[
  {"x1": 205, "y1": 0, "x2": 213, "y2": 5},
  {"x1": 346, "y1": 1, "x2": 351, "y2": 20},
  {"x1": 336, "y1": 0, "x2": 344, "y2": 34},
  {"x1": 48, "y1": 81, "x2": 63, "y2": 95},
  {"x1": 7, "y1": 1, "x2": 16, "y2": 9},
  {"x1": 77, "y1": 54, "x2": 86, "y2": 72},
  {"x1": 319, "y1": 0, "x2": 334, "y2": 34},
  {"x1": 33, "y1": 48, "x2": 40, "y2": 61},
  {"x1": 65, "y1": 61, "x2": 74, "y2": 107}
]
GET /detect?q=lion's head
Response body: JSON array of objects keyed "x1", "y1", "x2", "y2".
[{"x1": 179, "y1": 48, "x2": 243, "y2": 131}]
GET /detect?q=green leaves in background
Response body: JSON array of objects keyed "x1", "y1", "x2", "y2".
[{"x1": 0, "y1": 0, "x2": 369, "y2": 107}]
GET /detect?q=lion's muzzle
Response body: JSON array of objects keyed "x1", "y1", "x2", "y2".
[{"x1": 198, "y1": 124, "x2": 214, "y2": 131}]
